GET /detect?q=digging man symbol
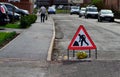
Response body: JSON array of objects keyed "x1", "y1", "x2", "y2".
[
  {"x1": 79, "y1": 34, "x2": 89, "y2": 46},
  {"x1": 73, "y1": 34, "x2": 89, "y2": 46}
]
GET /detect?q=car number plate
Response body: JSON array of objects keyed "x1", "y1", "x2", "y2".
[{"x1": 105, "y1": 18, "x2": 110, "y2": 20}]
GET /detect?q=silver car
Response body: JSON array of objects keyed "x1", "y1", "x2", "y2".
[
  {"x1": 85, "y1": 6, "x2": 98, "y2": 18},
  {"x1": 98, "y1": 9, "x2": 114, "y2": 22},
  {"x1": 70, "y1": 6, "x2": 80, "y2": 15},
  {"x1": 79, "y1": 7, "x2": 86, "y2": 17}
]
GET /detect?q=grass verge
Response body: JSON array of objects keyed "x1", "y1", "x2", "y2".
[
  {"x1": 0, "y1": 31, "x2": 19, "y2": 48},
  {"x1": 0, "y1": 22, "x2": 20, "y2": 29},
  {"x1": 56, "y1": 9, "x2": 70, "y2": 14}
]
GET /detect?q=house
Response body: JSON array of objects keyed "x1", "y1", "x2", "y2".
[
  {"x1": 84, "y1": 0, "x2": 91, "y2": 4},
  {"x1": 36, "y1": 0, "x2": 91, "y2": 7},
  {"x1": 104, "y1": 0, "x2": 120, "y2": 11},
  {"x1": 0, "y1": 0, "x2": 34, "y2": 14},
  {"x1": 36, "y1": 0, "x2": 50, "y2": 7},
  {"x1": 54, "y1": 0, "x2": 68, "y2": 5}
]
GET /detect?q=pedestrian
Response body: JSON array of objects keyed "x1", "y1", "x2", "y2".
[{"x1": 39, "y1": 6, "x2": 47, "y2": 23}]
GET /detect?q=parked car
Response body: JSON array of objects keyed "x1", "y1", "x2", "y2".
[
  {"x1": 2, "y1": 2, "x2": 29, "y2": 16},
  {"x1": 7, "y1": 11, "x2": 20, "y2": 22},
  {"x1": 98, "y1": 9, "x2": 114, "y2": 22},
  {"x1": 79, "y1": 7, "x2": 86, "y2": 17},
  {"x1": 0, "y1": 4, "x2": 9, "y2": 25},
  {"x1": 57, "y1": 5, "x2": 64, "y2": 9},
  {"x1": 70, "y1": 6, "x2": 80, "y2": 15},
  {"x1": 85, "y1": 6, "x2": 98, "y2": 18},
  {"x1": 48, "y1": 6, "x2": 56, "y2": 14}
]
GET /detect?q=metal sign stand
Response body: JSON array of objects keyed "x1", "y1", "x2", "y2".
[{"x1": 67, "y1": 48, "x2": 97, "y2": 60}]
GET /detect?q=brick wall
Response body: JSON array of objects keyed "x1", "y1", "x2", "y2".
[
  {"x1": 84, "y1": 0, "x2": 91, "y2": 4},
  {"x1": 104, "y1": 0, "x2": 120, "y2": 11},
  {"x1": 11, "y1": 2, "x2": 33, "y2": 14}
]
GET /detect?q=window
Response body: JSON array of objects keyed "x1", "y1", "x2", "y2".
[
  {"x1": 5, "y1": 4, "x2": 13, "y2": 11},
  {"x1": 8, "y1": 0, "x2": 20, "y2": 2}
]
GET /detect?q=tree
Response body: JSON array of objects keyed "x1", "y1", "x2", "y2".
[{"x1": 91, "y1": 0, "x2": 105, "y2": 10}]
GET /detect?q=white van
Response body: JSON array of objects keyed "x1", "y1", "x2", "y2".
[
  {"x1": 70, "y1": 6, "x2": 80, "y2": 15},
  {"x1": 85, "y1": 6, "x2": 98, "y2": 18}
]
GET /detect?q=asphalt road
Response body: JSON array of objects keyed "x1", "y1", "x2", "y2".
[
  {"x1": 47, "y1": 14, "x2": 120, "y2": 77},
  {"x1": 52, "y1": 14, "x2": 120, "y2": 60}
]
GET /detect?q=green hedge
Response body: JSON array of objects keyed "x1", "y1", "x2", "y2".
[
  {"x1": 33, "y1": 8, "x2": 38, "y2": 14},
  {"x1": 114, "y1": 11, "x2": 120, "y2": 19},
  {"x1": 20, "y1": 14, "x2": 37, "y2": 28}
]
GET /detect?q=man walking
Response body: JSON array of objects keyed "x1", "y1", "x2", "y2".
[{"x1": 39, "y1": 6, "x2": 47, "y2": 23}]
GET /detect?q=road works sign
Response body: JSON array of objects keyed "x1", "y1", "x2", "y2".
[{"x1": 68, "y1": 25, "x2": 96, "y2": 50}]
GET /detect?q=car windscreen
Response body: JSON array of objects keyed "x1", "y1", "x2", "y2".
[
  {"x1": 87, "y1": 8, "x2": 97, "y2": 12},
  {"x1": 81, "y1": 8, "x2": 86, "y2": 11},
  {"x1": 101, "y1": 10, "x2": 113, "y2": 14},
  {"x1": 71, "y1": 6, "x2": 79, "y2": 9}
]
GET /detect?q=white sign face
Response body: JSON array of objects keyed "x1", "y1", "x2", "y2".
[{"x1": 68, "y1": 0, "x2": 83, "y2": 3}]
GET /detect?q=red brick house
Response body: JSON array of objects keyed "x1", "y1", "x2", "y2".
[
  {"x1": 36, "y1": 0, "x2": 91, "y2": 7},
  {"x1": 104, "y1": 0, "x2": 120, "y2": 11},
  {"x1": 84, "y1": 0, "x2": 91, "y2": 4},
  {"x1": 0, "y1": 0, "x2": 34, "y2": 14}
]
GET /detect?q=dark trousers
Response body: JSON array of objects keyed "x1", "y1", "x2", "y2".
[{"x1": 41, "y1": 13, "x2": 45, "y2": 22}]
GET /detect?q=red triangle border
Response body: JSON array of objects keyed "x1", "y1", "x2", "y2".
[{"x1": 68, "y1": 25, "x2": 96, "y2": 50}]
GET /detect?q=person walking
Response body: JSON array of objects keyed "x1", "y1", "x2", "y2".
[{"x1": 39, "y1": 6, "x2": 47, "y2": 23}]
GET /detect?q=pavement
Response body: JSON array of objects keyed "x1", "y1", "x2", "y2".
[
  {"x1": 0, "y1": 15, "x2": 55, "y2": 77},
  {"x1": 115, "y1": 19, "x2": 120, "y2": 23},
  {"x1": 0, "y1": 15, "x2": 55, "y2": 63}
]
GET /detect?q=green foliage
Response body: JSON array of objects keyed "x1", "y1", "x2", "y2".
[
  {"x1": 33, "y1": 8, "x2": 38, "y2": 14},
  {"x1": 5, "y1": 22, "x2": 20, "y2": 28},
  {"x1": 91, "y1": 0, "x2": 101, "y2": 4},
  {"x1": 91, "y1": 0, "x2": 104, "y2": 10},
  {"x1": 0, "y1": 31, "x2": 16, "y2": 46},
  {"x1": 56, "y1": 9, "x2": 70, "y2": 14},
  {"x1": 20, "y1": 14, "x2": 37, "y2": 28},
  {"x1": 0, "y1": 22, "x2": 20, "y2": 29},
  {"x1": 114, "y1": 11, "x2": 120, "y2": 19}
]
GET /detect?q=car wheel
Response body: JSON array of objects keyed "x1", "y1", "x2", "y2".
[
  {"x1": 98, "y1": 17, "x2": 102, "y2": 22},
  {"x1": 112, "y1": 19, "x2": 114, "y2": 22},
  {"x1": 98, "y1": 19, "x2": 100, "y2": 22},
  {"x1": 110, "y1": 19, "x2": 114, "y2": 22},
  {"x1": 79, "y1": 14, "x2": 81, "y2": 17},
  {"x1": 98, "y1": 17, "x2": 100, "y2": 22},
  {"x1": 85, "y1": 16, "x2": 88, "y2": 19}
]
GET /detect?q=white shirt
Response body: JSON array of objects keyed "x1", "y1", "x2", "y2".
[{"x1": 40, "y1": 6, "x2": 46, "y2": 14}]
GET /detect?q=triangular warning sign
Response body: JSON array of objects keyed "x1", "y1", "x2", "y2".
[{"x1": 68, "y1": 25, "x2": 96, "y2": 50}]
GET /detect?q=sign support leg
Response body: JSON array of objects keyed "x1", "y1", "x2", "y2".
[
  {"x1": 73, "y1": 50, "x2": 75, "y2": 57},
  {"x1": 67, "y1": 49, "x2": 69, "y2": 60},
  {"x1": 95, "y1": 48, "x2": 97, "y2": 59},
  {"x1": 89, "y1": 49, "x2": 91, "y2": 58}
]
